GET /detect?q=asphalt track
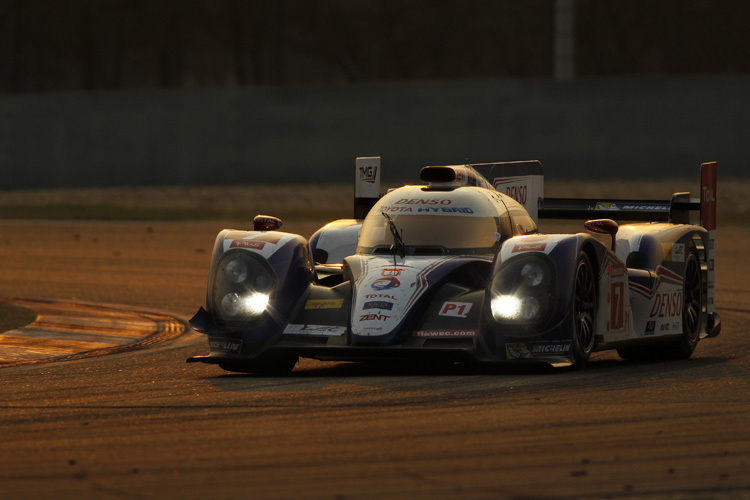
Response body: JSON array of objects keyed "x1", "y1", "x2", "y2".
[{"x1": 0, "y1": 220, "x2": 749, "y2": 500}]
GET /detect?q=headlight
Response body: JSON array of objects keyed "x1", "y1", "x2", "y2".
[
  {"x1": 220, "y1": 292, "x2": 269, "y2": 318},
  {"x1": 212, "y1": 250, "x2": 276, "y2": 325},
  {"x1": 225, "y1": 259, "x2": 248, "y2": 283},
  {"x1": 521, "y1": 262, "x2": 545, "y2": 287},
  {"x1": 490, "y1": 254, "x2": 554, "y2": 327}
]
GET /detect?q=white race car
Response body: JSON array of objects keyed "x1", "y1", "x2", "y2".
[{"x1": 188, "y1": 158, "x2": 720, "y2": 374}]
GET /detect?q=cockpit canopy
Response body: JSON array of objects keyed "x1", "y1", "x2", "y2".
[{"x1": 356, "y1": 185, "x2": 536, "y2": 256}]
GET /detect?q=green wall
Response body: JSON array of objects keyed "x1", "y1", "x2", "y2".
[{"x1": 1, "y1": 76, "x2": 746, "y2": 189}]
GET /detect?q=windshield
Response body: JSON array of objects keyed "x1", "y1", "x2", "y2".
[
  {"x1": 357, "y1": 214, "x2": 503, "y2": 255},
  {"x1": 355, "y1": 186, "x2": 512, "y2": 255}
]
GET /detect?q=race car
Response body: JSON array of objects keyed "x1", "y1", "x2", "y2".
[{"x1": 187, "y1": 157, "x2": 720, "y2": 374}]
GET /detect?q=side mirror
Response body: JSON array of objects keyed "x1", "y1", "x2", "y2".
[
  {"x1": 254, "y1": 215, "x2": 283, "y2": 231},
  {"x1": 584, "y1": 218, "x2": 618, "y2": 252}
]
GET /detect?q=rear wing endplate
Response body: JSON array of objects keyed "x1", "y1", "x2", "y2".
[{"x1": 354, "y1": 156, "x2": 381, "y2": 219}]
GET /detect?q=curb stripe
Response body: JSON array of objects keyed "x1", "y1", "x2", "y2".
[{"x1": 0, "y1": 299, "x2": 185, "y2": 367}]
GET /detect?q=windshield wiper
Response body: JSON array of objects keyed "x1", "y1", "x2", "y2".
[{"x1": 382, "y1": 212, "x2": 406, "y2": 262}]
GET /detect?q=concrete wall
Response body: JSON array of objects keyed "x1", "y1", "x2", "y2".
[{"x1": 0, "y1": 76, "x2": 747, "y2": 189}]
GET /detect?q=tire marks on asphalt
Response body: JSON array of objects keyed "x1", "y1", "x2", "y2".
[{"x1": 0, "y1": 299, "x2": 184, "y2": 367}]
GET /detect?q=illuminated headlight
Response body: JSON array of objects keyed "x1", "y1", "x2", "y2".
[
  {"x1": 491, "y1": 295, "x2": 542, "y2": 321},
  {"x1": 220, "y1": 292, "x2": 270, "y2": 318},
  {"x1": 491, "y1": 295, "x2": 521, "y2": 319},
  {"x1": 212, "y1": 250, "x2": 276, "y2": 325},
  {"x1": 490, "y1": 254, "x2": 554, "y2": 327}
]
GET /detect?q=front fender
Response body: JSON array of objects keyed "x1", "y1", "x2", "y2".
[
  {"x1": 193, "y1": 229, "x2": 315, "y2": 345},
  {"x1": 483, "y1": 233, "x2": 607, "y2": 361}
]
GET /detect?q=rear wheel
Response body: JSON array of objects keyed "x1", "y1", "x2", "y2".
[
  {"x1": 571, "y1": 251, "x2": 597, "y2": 368},
  {"x1": 219, "y1": 353, "x2": 298, "y2": 376},
  {"x1": 618, "y1": 245, "x2": 704, "y2": 361},
  {"x1": 664, "y1": 246, "x2": 704, "y2": 358}
]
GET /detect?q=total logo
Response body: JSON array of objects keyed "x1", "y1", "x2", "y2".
[{"x1": 371, "y1": 277, "x2": 400, "y2": 290}]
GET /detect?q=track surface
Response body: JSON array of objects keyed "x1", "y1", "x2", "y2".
[{"x1": 0, "y1": 220, "x2": 748, "y2": 499}]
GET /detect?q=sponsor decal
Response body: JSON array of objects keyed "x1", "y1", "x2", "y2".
[
  {"x1": 645, "y1": 320, "x2": 656, "y2": 335},
  {"x1": 506, "y1": 342, "x2": 531, "y2": 359},
  {"x1": 595, "y1": 202, "x2": 619, "y2": 211},
  {"x1": 304, "y1": 299, "x2": 343, "y2": 310},
  {"x1": 662, "y1": 243, "x2": 685, "y2": 262},
  {"x1": 504, "y1": 185, "x2": 528, "y2": 204},
  {"x1": 228, "y1": 232, "x2": 287, "y2": 250},
  {"x1": 413, "y1": 329, "x2": 478, "y2": 337},
  {"x1": 359, "y1": 165, "x2": 378, "y2": 183},
  {"x1": 673, "y1": 244, "x2": 685, "y2": 262},
  {"x1": 363, "y1": 301, "x2": 394, "y2": 311},
  {"x1": 353, "y1": 256, "x2": 454, "y2": 337},
  {"x1": 649, "y1": 291, "x2": 683, "y2": 318},
  {"x1": 209, "y1": 338, "x2": 242, "y2": 355},
  {"x1": 283, "y1": 324, "x2": 346, "y2": 336},
  {"x1": 365, "y1": 293, "x2": 397, "y2": 300},
  {"x1": 360, "y1": 313, "x2": 390, "y2": 321},
  {"x1": 529, "y1": 341, "x2": 571, "y2": 355},
  {"x1": 395, "y1": 198, "x2": 452, "y2": 205},
  {"x1": 703, "y1": 186, "x2": 716, "y2": 202},
  {"x1": 512, "y1": 243, "x2": 547, "y2": 253},
  {"x1": 380, "y1": 203, "x2": 475, "y2": 214},
  {"x1": 371, "y1": 277, "x2": 400, "y2": 290},
  {"x1": 230, "y1": 240, "x2": 266, "y2": 250},
  {"x1": 506, "y1": 341, "x2": 571, "y2": 359},
  {"x1": 620, "y1": 204, "x2": 666, "y2": 211},
  {"x1": 381, "y1": 268, "x2": 402, "y2": 276},
  {"x1": 596, "y1": 202, "x2": 666, "y2": 211},
  {"x1": 416, "y1": 207, "x2": 474, "y2": 214},
  {"x1": 381, "y1": 206, "x2": 415, "y2": 213},
  {"x1": 439, "y1": 301, "x2": 473, "y2": 318}
]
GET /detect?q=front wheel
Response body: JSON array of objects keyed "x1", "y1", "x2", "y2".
[{"x1": 571, "y1": 251, "x2": 597, "y2": 368}]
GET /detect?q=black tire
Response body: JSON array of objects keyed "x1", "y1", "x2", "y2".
[
  {"x1": 571, "y1": 251, "x2": 597, "y2": 368},
  {"x1": 664, "y1": 246, "x2": 704, "y2": 359},
  {"x1": 618, "y1": 245, "x2": 704, "y2": 361},
  {"x1": 219, "y1": 353, "x2": 298, "y2": 376}
]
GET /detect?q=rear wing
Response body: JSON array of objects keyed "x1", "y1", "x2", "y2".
[{"x1": 472, "y1": 160, "x2": 717, "y2": 230}]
